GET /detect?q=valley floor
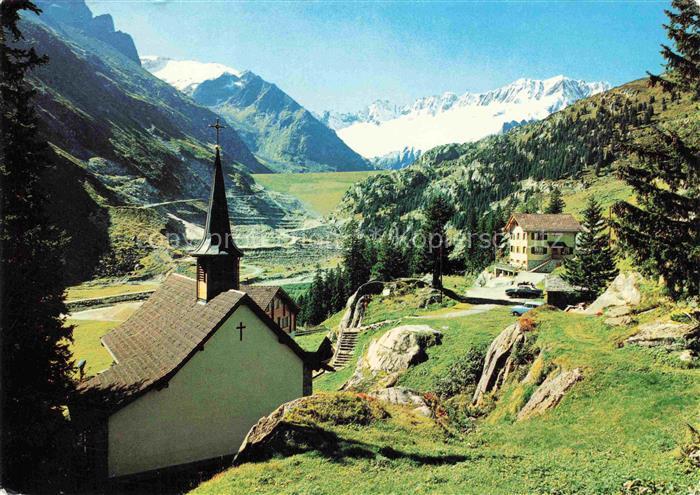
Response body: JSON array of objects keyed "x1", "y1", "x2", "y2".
[{"x1": 192, "y1": 291, "x2": 700, "y2": 495}]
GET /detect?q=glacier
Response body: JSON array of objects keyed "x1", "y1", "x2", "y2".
[{"x1": 323, "y1": 75, "x2": 610, "y2": 160}]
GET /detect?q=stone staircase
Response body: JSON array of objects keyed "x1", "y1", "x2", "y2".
[{"x1": 330, "y1": 329, "x2": 360, "y2": 369}]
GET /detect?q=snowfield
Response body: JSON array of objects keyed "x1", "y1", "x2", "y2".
[
  {"x1": 328, "y1": 75, "x2": 610, "y2": 159},
  {"x1": 140, "y1": 56, "x2": 242, "y2": 94}
]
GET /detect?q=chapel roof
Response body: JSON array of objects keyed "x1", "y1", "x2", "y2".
[
  {"x1": 506, "y1": 213, "x2": 583, "y2": 233},
  {"x1": 80, "y1": 274, "x2": 310, "y2": 410}
]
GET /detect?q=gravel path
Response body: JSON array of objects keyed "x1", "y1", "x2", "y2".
[{"x1": 410, "y1": 304, "x2": 497, "y2": 319}]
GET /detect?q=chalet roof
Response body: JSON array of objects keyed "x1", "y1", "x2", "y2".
[
  {"x1": 240, "y1": 284, "x2": 300, "y2": 313},
  {"x1": 240, "y1": 284, "x2": 279, "y2": 310},
  {"x1": 80, "y1": 274, "x2": 310, "y2": 410},
  {"x1": 506, "y1": 213, "x2": 583, "y2": 233},
  {"x1": 191, "y1": 148, "x2": 243, "y2": 257}
]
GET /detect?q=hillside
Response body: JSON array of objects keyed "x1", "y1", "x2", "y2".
[
  {"x1": 338, "y1": 78, "x2": 698, "y2": 236},
  {"x1": 193, "y1": 279, "x2": 700, "y2": 494},
  {"x1": 143, "y1": 57, "x2": 370, "y2": 173},
  {"x1": 19, "y1": 3, "x2": 310, "y2": 281}
]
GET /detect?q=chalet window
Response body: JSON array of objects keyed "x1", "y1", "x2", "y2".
[
  {"x1": 197, "y1": 265, "x2": 206, "y2": 282},
  {"x1": 531, "y1": 246, "x2": 547, "y2": 255}
]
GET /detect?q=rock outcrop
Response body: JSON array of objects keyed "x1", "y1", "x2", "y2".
[
  {"x1": 338, "y1": 281, "x2": 385, "y2": 332},
  {"x1": 517, "y1": 368, "x2": 583, "y2": 421},
  {"x1": 369, "y1": 387, "x2": 433, "y2": 417},
  {"x1": 365, "y1": 325, "x2": 442, "y2": 373},
  {"x1": 625, "y1": 321, "x2": 699, "y2": 349},
  {"x1": 234, "y1": 397, "x2": 306, "y2": 465},
  {"x1": 472, "y1": 322, "x2": 529, "y2": 405},
  {"x1": 604, "y1": 305, "x2": 635, "y2": 327},
  {"x1": 344, "y1": 324, "x2": 442, "y2": 390},
  {"x1": 584, "y1": 272, "x2": 642, "y2": 315}
]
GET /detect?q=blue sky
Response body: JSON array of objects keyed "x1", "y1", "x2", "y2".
[{"x1": 87, "y1": 0, "x2": 669, "y2": 113}]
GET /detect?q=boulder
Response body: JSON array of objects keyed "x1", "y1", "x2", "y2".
[
  {"x1": 585, "y1": 272, "x2": 642, "y2": 315},
  {"x1": 625, "y1": 321, "x2": 699, "y2": 349},
  {"x1": 678, "y1": 350, "x2": 695, "y2": 363},
  {"x1": 517, "y1": 368, "x2": 583, "y2": 421},
  {"x1": 472, "y1": 322, "x2": 528, "y2": 405},
  {"x1": 234, "y1": 397, "x2": 305, "y2": 465},
  {"x1": 365, "y1": 325, "x2": 442, "y2": 373},
  {"x1": 370, "y1": 386, "x2": 433, "y2": 417},
  {"x1": 344, "y1": 325, "x2": 442, "y2": 390}
]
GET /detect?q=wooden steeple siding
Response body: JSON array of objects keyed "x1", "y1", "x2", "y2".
[{"x1": 191, "y1": 147, "x2": 243, "y2": 301}]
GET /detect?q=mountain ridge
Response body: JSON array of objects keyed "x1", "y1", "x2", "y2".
[
  {"x1": 320, "y1": 76, "x2": 610, "y2": 165},
  {"x1": 337, "y1": 77, "x2": 695, "y2": 245},
  {"x1": 142, "y1": 56, "x2": 370, "y2": 173},
  {"x1": 19, "y1": 3, "x2": 309, "y2": 281}
]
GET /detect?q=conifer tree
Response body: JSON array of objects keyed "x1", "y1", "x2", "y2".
[
  {"x1": 372, "y1": 234, "x2": 407, "y2": 281},
  {"x1": 545, "y1": 188, "x2": 566, "y2": 214},
  {"x1": 1, "y1": 1, "x2": 74, "y2": 489},
  {"x1": 419, "y1": 195, "x2": 455, "y2": 288},
  {"x1": 614, "y1": 0, "x2": 700, "y2": 298},
  {"x1": 647, "y1": 0, "x2": 700, "y2": 98},
  {"x1": 342, "y1": 224, "x2": 371, "y2": 293},
  {"x1": 563, "y1": 198, "x2": 619, "y2": 295}
]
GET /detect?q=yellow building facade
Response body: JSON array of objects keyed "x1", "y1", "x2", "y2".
[{"x1": 505, "y1": 214, "x2": 582, "y2": 272}]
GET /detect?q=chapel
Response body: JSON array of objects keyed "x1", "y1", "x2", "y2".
[{"x1": 72, "y1": 137, "x2": 326, "y2": 480}]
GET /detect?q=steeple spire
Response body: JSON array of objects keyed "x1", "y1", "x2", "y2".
[{"x1": 192, "y1": 126, "x2": 243, "y2": 301}]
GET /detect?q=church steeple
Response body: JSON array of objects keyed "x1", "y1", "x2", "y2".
[{"x1": 192, "y1": 121, "x2": 243, "y2": 302}]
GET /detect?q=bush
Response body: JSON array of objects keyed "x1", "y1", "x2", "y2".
[
  {"x1": 518, "y1": 316, "x2": 537, "y2": 332},
  {"x1": 434, "y1": 347, "x2": 486, "y2": 399}
]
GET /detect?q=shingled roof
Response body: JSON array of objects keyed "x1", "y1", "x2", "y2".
[
  {"x1": 81, "y1": 274, "x2": 310, "y2": 409},
  {"x1": 240, "y1": 284, "x2": 300, "y2": 313},
  {"x1": 506, "y1": 213, "x2": 583, "y2": 233},
  {"x1": 239, "y1": 285, "x2": 279, "y2": 311}
]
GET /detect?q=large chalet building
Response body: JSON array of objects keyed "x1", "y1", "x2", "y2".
[{"x1": 504, "y1": 213, "x2": 583, "y2": 272}]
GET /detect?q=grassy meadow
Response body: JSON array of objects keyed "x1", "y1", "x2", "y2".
[
  {"x1": 253, "y1": 171, "x2": 383, "y2": 216},
  {"x1": 68, "y1": 319, "x2": 118, "y2": 377},
  {"x1": 192, "y1": 282, "x2": 700, "y2": 495}
]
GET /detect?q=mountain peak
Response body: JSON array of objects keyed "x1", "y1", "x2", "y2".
[{"x1": 140, "y1": 57, "x2": 242, "y2": 94}]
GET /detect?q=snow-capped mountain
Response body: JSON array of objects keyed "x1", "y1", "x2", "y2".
[
  {"x1": 141, "y1": 56, "x2": 244, "y2": 95},
  {"x1": 321, "y1": 76, "x2": 610, "y2": 164},
  {"x1": 141, "y1": 57, "x2": 368, "y2": 172}
]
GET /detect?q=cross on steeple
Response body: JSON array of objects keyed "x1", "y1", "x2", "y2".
[{"x1": 208, "y1": 118, "x2": 226, "y2": 147}]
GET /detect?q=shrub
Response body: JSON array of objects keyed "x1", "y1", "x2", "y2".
[
  {"x1": 434, "y1": 347, "x2": 486, "y2": 399},
  {"x1": 518, "y1": 316, "x2": 537, "y2": 332}
]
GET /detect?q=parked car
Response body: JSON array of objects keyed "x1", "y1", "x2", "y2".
[
  {"x1": 505, "y1": 286, "x2": 543, "y2": 298},
  {"x1": 510, "y1": 301, "x2": 543, "y2": 316}
]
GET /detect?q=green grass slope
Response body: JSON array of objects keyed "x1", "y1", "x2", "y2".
[{"x1": 193, "y1": 286, "x2": 700, "y2": 494}]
